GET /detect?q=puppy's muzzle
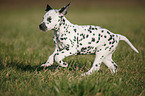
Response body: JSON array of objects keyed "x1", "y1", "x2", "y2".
[{"x1": 39, "y1": 22, "x2": 47, "y2": 31}]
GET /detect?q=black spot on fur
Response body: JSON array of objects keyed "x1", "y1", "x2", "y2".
[
  {"x1": 107, "y1": 31, "x2": 110, "y2": 34},
  {"x1": 112, "y1": 39, "x2": 115, "y2": 44},
  {"x1": 91, "y1": 38, "x2": 95, "y2": 42},
  {"x1": 108, "y1": 35, "x2": 112, "y2": 41},
  {"x1": 114, "y1": 64, "x2": 118, "y2": 69},
  {"x1": 63, "y1": 19, "x2": 65, "y2": 22},
  {"x1": 86, "y1": 35, "x2": 89, "y2": 38},
  {"x1": 96, "y1": 41, "x2": 99, "y2": 43},
  {"x1": 105, "y1": 47, "x2": 109, "y2": 50},
  {"x1": 74, "y1": 29, "x2": 76, "y2": 32}
]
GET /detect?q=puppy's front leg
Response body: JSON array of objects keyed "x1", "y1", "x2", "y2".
[
  {"x1": 41, "y1": 48, "x2": 58, "y2": 67},
  {"x1": 54, "y1": 47, "x2": 76, "y2": 67}
]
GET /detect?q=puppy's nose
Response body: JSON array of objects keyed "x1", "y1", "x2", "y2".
[
  {"x1": 39, "y1": 22, "x2": 47, "y2": 31},
  {"x1": 39, "y1": 24, "x2": 42, "y2": 29}
]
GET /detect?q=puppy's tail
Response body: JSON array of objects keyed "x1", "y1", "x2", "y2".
[{"x1": 118, "y1": 34, "x2": 139, "y2": 53}]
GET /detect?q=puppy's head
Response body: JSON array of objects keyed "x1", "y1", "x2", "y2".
[{"x1": 39, "y1": 2, "x2": 71, "y2": 31}]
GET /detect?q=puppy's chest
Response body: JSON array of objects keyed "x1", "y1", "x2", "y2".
[{"x1": 55, "y1": 30, "x2": 76, "y2": 46}]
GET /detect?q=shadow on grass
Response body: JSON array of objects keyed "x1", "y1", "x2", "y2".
[
  {"x1": 0, "y1": 58, "x2": 88, "y2": 73},
  {"x1": 0, "y1": 60, "x2": 60, "y2": 72}
]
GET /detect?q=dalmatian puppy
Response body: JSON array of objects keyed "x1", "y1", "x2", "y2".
[{"x1": 39, "y1": 2, "x2": 139, "y2": 76}]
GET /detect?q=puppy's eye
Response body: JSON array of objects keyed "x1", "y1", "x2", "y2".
[{"x1": 47, "y1": 17, "x2": 52, "y2": 22}]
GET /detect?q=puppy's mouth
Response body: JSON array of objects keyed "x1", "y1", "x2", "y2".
[{"x1": 39, "y1": 23, "x2": 47, "y2": 31}]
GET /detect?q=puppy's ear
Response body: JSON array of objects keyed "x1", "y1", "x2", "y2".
[
  {"x1": 59, "y1": 2, "x2": 71, "y2": 15},
  {"x1": 45, "y1": 4, "x2": 52, "y2": 11}
]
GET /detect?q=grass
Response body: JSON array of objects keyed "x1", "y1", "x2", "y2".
[{"x1": 0, "y1": 6, "x2": 145, "y2": 96}]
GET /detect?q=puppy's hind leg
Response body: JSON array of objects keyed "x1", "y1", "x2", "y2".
[
  {"x1": 82, "y1": 48, "x2": 109, "y2": 76},
  {"x1": 103, "y1": 54, "x2": 118, "y2": 74}
]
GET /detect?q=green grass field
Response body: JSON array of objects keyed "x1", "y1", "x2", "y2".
[{"x1": 0, "y1": 6, "x2": 145, "y2": 96}]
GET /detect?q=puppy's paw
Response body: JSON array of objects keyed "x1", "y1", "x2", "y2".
[{"x1": 40, "y1": 63, "x2": 52, "y2": 67}]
